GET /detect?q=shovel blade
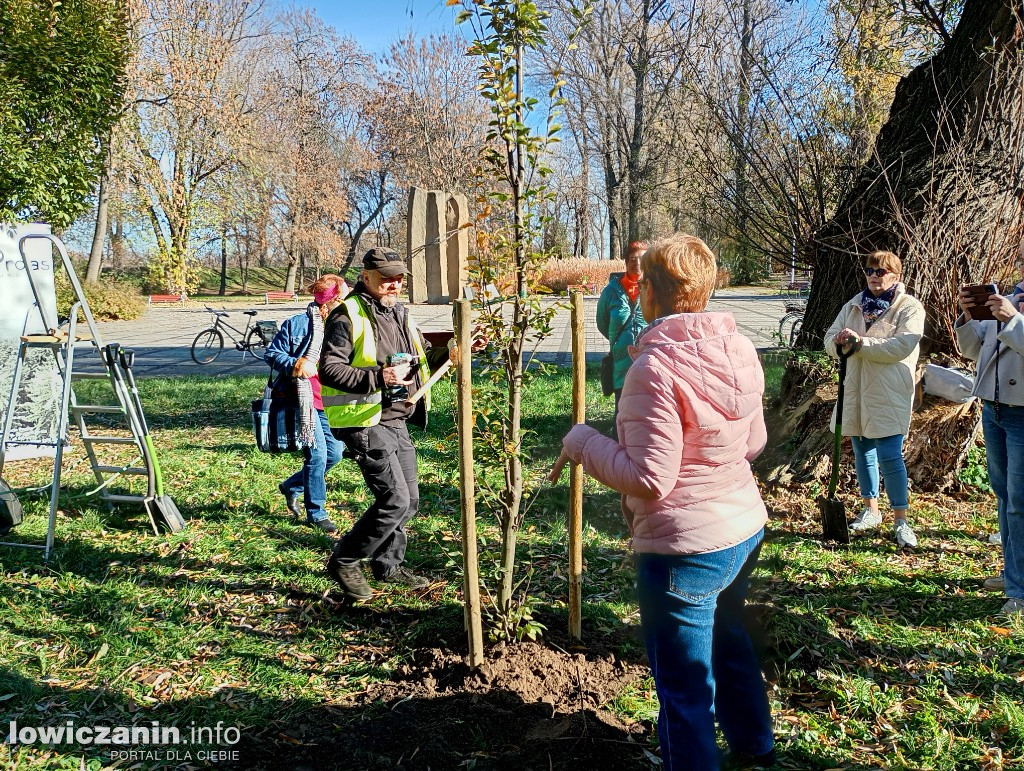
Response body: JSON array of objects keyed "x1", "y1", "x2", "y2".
[
  {"x1": 147, "y1": 496, "x2": 186, "y2": 533},
  {"x1": 816, "y1": 496, "x2": 850, "y2": 544}
]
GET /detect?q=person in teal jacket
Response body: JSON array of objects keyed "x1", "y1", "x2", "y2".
[{"x1": 597, "y1": 241, "x2": 649, "y2": 422}]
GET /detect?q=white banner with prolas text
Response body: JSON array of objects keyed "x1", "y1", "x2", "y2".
[{"x1": 0, "y1": 224, "x2": 60, "y2": 461}]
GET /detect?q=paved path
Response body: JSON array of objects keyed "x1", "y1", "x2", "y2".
[{"x1": 84, "y1": 288, "x2": 790, "y2": 378}]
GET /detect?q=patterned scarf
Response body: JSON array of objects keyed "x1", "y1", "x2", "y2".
[
  {"x1": 297, "y1": 302, "x2": 325, "y2": 448},
  {"x1": 860, "y1": 285, "x2": 898, "y2": 327}
]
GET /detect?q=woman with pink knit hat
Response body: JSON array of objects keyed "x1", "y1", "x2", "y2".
[
  {"x1": 560, "y1": 234, "x2": 774, "y2": 770},
  {"x1": 265, "y1": 274, "x2": 349, "y2": 533}
]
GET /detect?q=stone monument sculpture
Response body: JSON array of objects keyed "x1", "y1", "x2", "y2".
[{"x1": 406, "y1": 187, "x2": 469, "y2": 304}]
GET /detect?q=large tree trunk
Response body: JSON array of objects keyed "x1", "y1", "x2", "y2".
[
  {"x1": 626, "y1": 0, "x2": 651, "y2": 245},
  {"x1": 786, "y1": 0, "x2": 1023, "y2": 493},
  {"x1": 603, "y1": 152, "x2": 622, "y2": 260},
  {"x1": 219, "y1": 224, "x2": 228, "y2": 296},
  {"x1": 731, "y1": 0, "x2": 755, "y2": 283},
  {"x1": 800, "y1": 0, "x2": 1024, "y2": 353},
  {"x1": 109, "y1": 213, "x2": 126, "y2": 271},
  {"x1": 85, "y1": 166, "x2": 109, "y2": 284}
]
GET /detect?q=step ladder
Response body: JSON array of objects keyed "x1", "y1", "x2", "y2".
[{"x1": 0, "y1": 233, "x2": 184, "y2": 560}]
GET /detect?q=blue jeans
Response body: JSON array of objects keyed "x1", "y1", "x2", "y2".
[
  {"x1": 851, "y1": 434, "x2": 909, "y2": 510},
  {"x1": 280, "y1": 410, "x2": 343, "y2": 522},
  {"x1": 983, "y1": 401, "x2": 1024, "y2": 600},
  {"x1": 635, "y1": 530, "x2": 774, "y2": 771}
]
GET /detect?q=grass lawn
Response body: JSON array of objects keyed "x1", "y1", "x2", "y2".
[{"x1": 0, "y1": 364, "x2": 1021, "y2": 770}]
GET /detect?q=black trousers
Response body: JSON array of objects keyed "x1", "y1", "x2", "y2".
[{"x1": 332, "y1": 421, "x2": 419, "y2": 578}]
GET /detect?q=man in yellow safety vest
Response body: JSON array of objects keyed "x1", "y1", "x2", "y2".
[{"x1": 320, "y1": 247, "x2": 455, "y2": 601}]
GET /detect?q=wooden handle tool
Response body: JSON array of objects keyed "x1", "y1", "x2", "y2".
[{"x1": 407, "y1": 358, "x2": 455, "y2": 405}]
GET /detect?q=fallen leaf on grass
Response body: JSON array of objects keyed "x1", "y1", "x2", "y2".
[{"x1": 86, "y1": 642, "x2": 109, "y2": 667}]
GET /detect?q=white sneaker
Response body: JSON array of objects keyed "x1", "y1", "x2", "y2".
[
  {"x1": 1001, "y1": 598, "x2": 1024, "y2": 615},
  {"x1": 894, "y1": 520, "x2": 918, "y2": 548},
  {"x1": 850, "y1": 508, "x2": 883, "y2": 531},
  {"x1": 989, "y1": 531, "x2": 1002, "y2": 545},
  {"x1": 984, "y1": 575, "x2": 1006, "y2": 591}
]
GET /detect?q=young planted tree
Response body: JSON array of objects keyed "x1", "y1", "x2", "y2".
[{"x1": 455, "y1": 0, "x2": 571, "y2": 631}]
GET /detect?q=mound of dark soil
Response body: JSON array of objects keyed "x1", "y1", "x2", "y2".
[{"x1": 236, "y1": 622, "x2": 656, "y2": 770}]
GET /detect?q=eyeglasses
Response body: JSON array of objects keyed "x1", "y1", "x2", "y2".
[{"x1": 864, "y1": 267, "x2": 889, "y2": 277}]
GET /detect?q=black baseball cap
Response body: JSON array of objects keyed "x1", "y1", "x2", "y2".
[{"x1": 363, "y1": 247, "x2": 409, "y2": 278}]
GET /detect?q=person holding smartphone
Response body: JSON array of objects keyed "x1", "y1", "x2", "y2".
[
  {"x1": 956, "y1": 247, "x2": 1024, "y2": 616},
  {"x1": 825, "y1": 250, "x2": 925, "y2": 547}
]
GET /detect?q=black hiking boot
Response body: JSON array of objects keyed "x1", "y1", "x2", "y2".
[
  {"x1": 278, "y1": 484, "x2": 302, "y2": 519},
  {"x1": 378, "y1": 566, "x2": 430, "y2": 589},
  {"x1": 326, "y1": 555, "x2": 373, "y2": 601},
  {"x1": 308, "y1": 517, "x2": 338, "y2": 535}
]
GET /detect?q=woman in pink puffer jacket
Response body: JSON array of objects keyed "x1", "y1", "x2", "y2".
[{"x1": 561, "y1": 234, "x2": 774, "y2": 771}]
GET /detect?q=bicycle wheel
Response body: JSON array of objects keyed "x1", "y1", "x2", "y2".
[
  {"x1": 778, "y1": 313, "x2": 800, "y2": 347},
  {"x1": 244, "y1": 327, "x2": 268, "y2": 361},
  {"x1": 191, "y1": 328, "x2": 224, "y2": 364},
  {"x1": 789, "y1": 316, "x2": 803, "y2": 347}
]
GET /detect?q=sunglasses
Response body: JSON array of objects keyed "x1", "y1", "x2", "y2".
[{"x1": 864, "y1": 267, "x2": 889, "y2": 277}]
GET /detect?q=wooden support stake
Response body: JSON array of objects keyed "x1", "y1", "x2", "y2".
[
  {"x1": 455, "y1": 300, "x2": 484, "y2": 668},
  {"x1": 569, "y1": 290, "x2": 585, "y2": 640}
]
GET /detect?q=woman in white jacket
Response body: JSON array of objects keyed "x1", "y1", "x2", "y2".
[
  {"x1": 825, "y1": 251, "x2": 925, "y2": 547},
  {"x1": 955, "y1": 259, "x2": 1024, "y2": 616}
]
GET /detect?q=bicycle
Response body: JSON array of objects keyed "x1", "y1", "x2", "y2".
[
  {"x1": 779, "y1": 300, "x2": 805, "y2": 348},
  {"x1": 190, "y1": 307, "x2": 278, "y2": 365}
]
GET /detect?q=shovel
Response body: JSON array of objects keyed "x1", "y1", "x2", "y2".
[
  {"x1": 407, "y1": 358, "x2": 454, "y2": 405},
  {"x1": 817, "y1": 341, "x2": 858, "y2": 544},
  {"x1": 113, "y1": 346, "x2": 186, "y2": 534}
]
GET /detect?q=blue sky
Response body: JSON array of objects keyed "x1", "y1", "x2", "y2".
[{"x1": 301, "y1": 0, "x2": 463, "y2": 51}]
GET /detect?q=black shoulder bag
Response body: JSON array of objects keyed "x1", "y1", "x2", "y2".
[{"x1": 252, "y1": 370, "x2": 303, "y2": 454}]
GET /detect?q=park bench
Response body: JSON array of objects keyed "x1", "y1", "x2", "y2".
[
  {"x1": 264, "y1": 291, "x2": 297, "y2": 304},
  {"x1": 782, "y1": 280, "x2": 811, "y2": 298},
  {"x1": 149, "y1": 294, "x2": 185, "y2": 305}
]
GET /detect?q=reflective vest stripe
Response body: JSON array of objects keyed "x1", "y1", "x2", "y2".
[{"x1": 321, "y1": 391, "x2": 382, "y2": 407}]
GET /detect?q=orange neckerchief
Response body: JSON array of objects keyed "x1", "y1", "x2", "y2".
[{"x1": 620, "y1": 273, "x2": 640, "y2": 304}]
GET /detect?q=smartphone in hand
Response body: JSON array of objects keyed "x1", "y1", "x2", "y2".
[{"x1": 962, "y1": 283, "x2": 999, "y2": 321}]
